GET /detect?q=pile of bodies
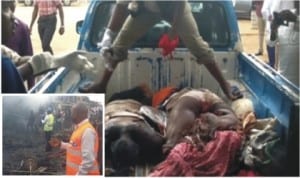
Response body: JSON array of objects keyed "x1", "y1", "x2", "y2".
[{"x1": 105, "y1": 86, "x2": 284, "y2": 176}]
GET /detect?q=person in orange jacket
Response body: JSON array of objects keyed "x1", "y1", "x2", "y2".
[{"x1": 49, "y1": 102, "x2": 100, "y2": 175}]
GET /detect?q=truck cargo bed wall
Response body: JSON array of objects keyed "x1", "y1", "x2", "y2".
[
  {"x1": 102, "y1": 50, "x2": 238, "y2": 100},
  {"x1": 238, "y1": 53, "x2": 299, "y2": 176}
]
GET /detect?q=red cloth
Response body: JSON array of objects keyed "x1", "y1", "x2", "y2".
[
  {"x1": 149, "y1": 131, "x2": 242, "y2": 176},
  {"x1": 237, "y1": 169, "x2": 260, "y2": 176},
  {"x1": 152, "y1": 86, "x2": 177, "y2": 107},
  {"x1": 158, "y1": 34, "x2": 179, "y2": 58}
]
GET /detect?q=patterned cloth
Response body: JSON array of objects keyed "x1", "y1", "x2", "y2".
[{"x1": 149, "y1": 131, "x2": 242, "y2": 176}]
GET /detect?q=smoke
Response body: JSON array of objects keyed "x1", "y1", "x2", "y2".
[{"x1": 3, "y1": 96, "x2": 52, "y2": 126}]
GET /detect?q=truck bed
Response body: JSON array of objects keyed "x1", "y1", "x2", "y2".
[
  {"x1": 29, "y1": 49, "x2": 299, "y2": 175},
  {"x1": 28, "y1": 0, "x2": 299, "y2": 175}
]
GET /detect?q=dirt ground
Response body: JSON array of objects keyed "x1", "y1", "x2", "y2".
[{"x1": 14, "y1": 3, "x2": 268, "y2": 63}]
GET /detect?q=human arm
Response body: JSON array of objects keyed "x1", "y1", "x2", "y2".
[
  {"x1": 78, "y1": 128, "x2": 98, "y2": 175},
  {"x1": 19, "y1": 20, "x2": 34, "y2": 56},
  {"x1": 49, "y1": 137, "x2": 71, "y2": 149},
  {"x1": 57, "y1": 2, "x2": 65, "y2": 35},
  {"x1": 98, "y1": 2, "x2": 128, "y2": 49},
  {"x1": 205, "y1": 102, "x2": 239, "y2": 130},
  {"x1": 203, "y1": 61, "x2": 236, "y2": 100},
  {"x1": 17, "y1": 50, "x2": 94, "y2": 81},
  {"x1": 41, "y1": 114, "x2": 48, "y2": 124},
  {"x1": 1, "y1": 45, "x2": 30, "y2": 66},
  {"x1": 29, "y1": 3, "x2": 38, "y2": 34}
]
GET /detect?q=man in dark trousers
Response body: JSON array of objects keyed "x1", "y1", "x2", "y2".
[{"x1": 29, "y1": 0, "x2": 65, "y2": 54}]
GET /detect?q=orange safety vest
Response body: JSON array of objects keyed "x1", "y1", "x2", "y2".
[{"x1": 66, "y1": 120, "x2": 100, "y2": 175}]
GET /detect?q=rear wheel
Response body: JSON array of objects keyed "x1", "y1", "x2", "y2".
[
  {"x1": 62, "y1": 0, "x2": 72, "y2": 6},
  {"x1": 24, "y1": 0, "x2": 33, "y2": 6}
]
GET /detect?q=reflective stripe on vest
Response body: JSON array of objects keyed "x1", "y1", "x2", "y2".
[
  {"x1": 43, "y1": 114, "x2": 55, "y2": 131},
  {"x1": 66, "y1": 161, "x2": 100, "y2": 173},
  {"x1": 66, "y1": 121, "x2": 100, "y2": 175}
]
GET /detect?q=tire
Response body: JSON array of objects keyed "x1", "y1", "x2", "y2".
[
  {"x1": 63, "y1": 0, "x2": 72, "y2": 6},
  {"x1": 24, "y1": 0, "x2": 33, "y2": 6}
]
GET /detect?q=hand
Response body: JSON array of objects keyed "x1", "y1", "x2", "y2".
[
  {"x1": 223, "y1": 82, "x2": 240, "y2": 101},
  {"x1": 200, "y1": 113, "x2": 218, "y2": 138},
  {"x1": 49, "y1": 137, "x2": 61, "y2": 148},
  {"x1": 59, "y1": 26, "x2": 65, "y2": 35},
  {"x1": 268, "y1": 15, "x2": 273, "y2": 21},
  {"x1": 101, "y1": 47, "x2": 115, "y2": 71},
  {"x1": 52, "y1": 50, "x2": 95, "y2": 73}
]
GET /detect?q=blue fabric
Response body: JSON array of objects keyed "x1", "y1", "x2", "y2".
[
  {"x1": 267, "y1": 45, "x2": 275, "y2": 68},
  {"x1": 2, "y1": 56, "x2": 27, "y2": 93}
]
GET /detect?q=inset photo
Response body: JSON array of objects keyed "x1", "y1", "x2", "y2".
[{"x1": 2, "y1": 95, "x2": 103, "y2": 175}]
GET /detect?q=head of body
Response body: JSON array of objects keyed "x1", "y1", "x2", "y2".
[
  {"x1": 110, "y1": 134, "x2": 139, "y2": 176},
  {"x1": 2, "y1": 0, "x2": 15, "y2": 44},
  {"x1": 71, "y1": 102, "x2": 89, "y2": 124}
]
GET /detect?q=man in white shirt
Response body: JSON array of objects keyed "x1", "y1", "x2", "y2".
[
  {"x1": 49, "y1": 102, "x2": 100, "y2": 175},
  {"x1": 261, "y1": 0, "x2": 295, "y2": 68}
]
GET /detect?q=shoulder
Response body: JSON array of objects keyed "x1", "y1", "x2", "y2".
[{"x1": 15, "y1": 18, "x2": 30, "y2": 31}]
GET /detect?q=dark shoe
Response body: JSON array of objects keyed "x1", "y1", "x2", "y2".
[
  {"x1": 255, "y1": 51, "x2": 263, "y2": 56},
  {"x1": 78, "y1": 82, "x2": 106, "y2": 93}
]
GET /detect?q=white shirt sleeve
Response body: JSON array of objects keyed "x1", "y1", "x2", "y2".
[
  {"x1": 77, "y1": 128, "x2": 98, "y2": 175},
  {"x1": 41, "y1": 115, "x2": 48, "y2": 124},
  {"x1": 261, "y1": 0, "x2": 272, "y2": 20}
]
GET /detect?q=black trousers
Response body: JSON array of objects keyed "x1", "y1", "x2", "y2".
[
  {"x1": 38, "y1": 14, "x2": 57, "y2": 54},
  {"x1": 45, "y1": 131, "x2": 53, "y2": 152}
]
